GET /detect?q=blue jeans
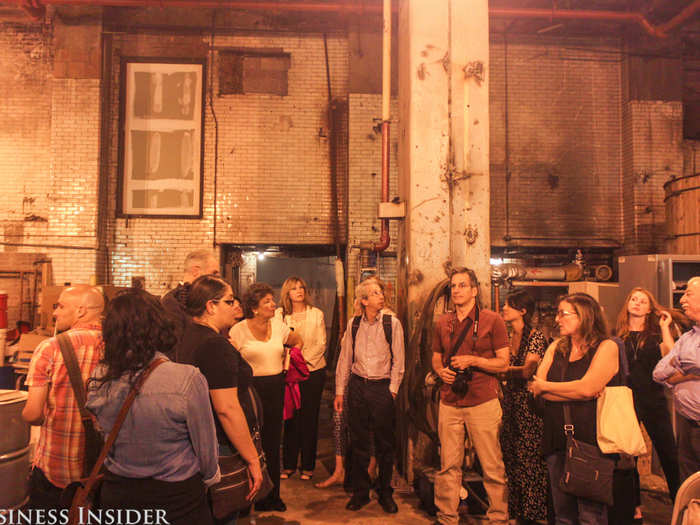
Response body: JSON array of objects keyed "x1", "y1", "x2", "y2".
[
  {"x1": 546, "y1": 453, "x2": 608, "y2": 525},
  {"x1": 214, "y1": 442, "x2": 239, "y2": 525}
]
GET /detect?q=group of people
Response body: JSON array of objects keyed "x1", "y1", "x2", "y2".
[
  {"x1": 429, "y1": 269, "x2": 700, "y2": 525},
  {"x1": 17, "y1": 246, "x2": 700, "y2": 525}
]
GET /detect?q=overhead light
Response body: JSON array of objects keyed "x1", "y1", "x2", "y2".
[{"x1": 258, "y1": 252, "x2": 266, "y2": 261}]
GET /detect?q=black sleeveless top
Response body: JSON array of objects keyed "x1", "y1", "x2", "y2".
[{"x1": 542, "y1": 341, "x2": 622, "y2": 456}]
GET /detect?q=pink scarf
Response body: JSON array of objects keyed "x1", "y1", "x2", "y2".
[{"x1": 283, "y1": 347, "x2": 310, "y2": 420}]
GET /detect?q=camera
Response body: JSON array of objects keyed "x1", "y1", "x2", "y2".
[{"x1": 449, "y1": 365, "x2": 473, "y2": 397}]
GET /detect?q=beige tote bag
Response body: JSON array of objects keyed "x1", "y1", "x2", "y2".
[{"x1": 596, "y1": 385, "x2": 647, "y2": 456}]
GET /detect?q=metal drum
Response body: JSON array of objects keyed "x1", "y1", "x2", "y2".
[{"x1": 0, "y1": 390, "x2": 30, "y2": 509}]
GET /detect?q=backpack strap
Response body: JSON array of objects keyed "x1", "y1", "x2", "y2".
[
  {"x1": 382, "y1": 314, "x2": 393, "y2": 364},
  {"x1": 351, "y1": 314, "x2": 394, "y2": 366},
  {"x1": 351, "y1": 315, "x2": 361, "y2": 364}
]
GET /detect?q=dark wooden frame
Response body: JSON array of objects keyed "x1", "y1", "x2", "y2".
[{"x1": 117, "y1": 57, "x2": 206, "y2": 218}]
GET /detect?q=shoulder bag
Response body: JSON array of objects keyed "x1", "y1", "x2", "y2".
[
  {"x1": 63, "y1": 357, "x2": 167, "y2": 525},
  {"x1": 57, "y1": 333, "x2": 104, "y2": 477},
  {"x1": 558, "y1": 351, "x2": 615, "y2": 506},
  {"x1": 209, "y1": 387, "x2": 274, "y2": 518},
  {"x1": 596, "y1": 338, "x2": 647, "y2": 456}
]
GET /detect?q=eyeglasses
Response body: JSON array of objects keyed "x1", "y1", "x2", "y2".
[
  {"x1": 213, "y1": 299, "x2": 236, "y2": 306},
  {"x1": 369, "y1": 289, "x2": 384, "y2": 297},
  {"x1": 555, "y1": 310, "x2": 578, "y2": 319}
]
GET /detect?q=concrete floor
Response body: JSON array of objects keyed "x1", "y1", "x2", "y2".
[{"x1": 239, "y1": 383, "x2": 673, "y2": 525}]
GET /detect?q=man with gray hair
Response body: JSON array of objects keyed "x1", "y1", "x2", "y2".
[
  {"x1": 22, "y1": 285, "x2": 105, "y2": 511},
  {"x1": 161, "y1": 249, "x2": 220, "y2": 347},
  {"x1": 335, "y1": 277, "x2": 405, "y2": 514},
  {"x1": 654, "y1": 276, "x2": 700, "y2": 483}
]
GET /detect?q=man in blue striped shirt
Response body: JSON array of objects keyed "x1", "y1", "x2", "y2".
[{"x1": 654, "y1": 276, "x2": 700, "y2": 483}]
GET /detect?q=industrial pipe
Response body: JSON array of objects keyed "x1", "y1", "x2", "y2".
[
  {"x1": 491, "y1": 262, "x2": 583, "y2": 282},
  {"x1": 10, "y1": 0, "x2": 700, "y2": 39},
  {"x1": 371, "y1": 0, "x2": 391, "y2": 253}
]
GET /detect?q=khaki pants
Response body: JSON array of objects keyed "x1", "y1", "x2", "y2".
[{"x1": 434, "y1": 398, "x2": 508, "y2": 525}]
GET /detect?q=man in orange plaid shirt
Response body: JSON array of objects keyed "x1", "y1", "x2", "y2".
[{"x1": 22, "y1": 285, "x2": 104, "y2": 511}]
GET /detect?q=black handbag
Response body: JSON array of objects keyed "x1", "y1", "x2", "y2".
[
  {"x1": 209, "y1": 387, "x2": 273, "y2": 519},
  {"x1": 558, "y1": 353, "x2": 615, "y2": 506}
]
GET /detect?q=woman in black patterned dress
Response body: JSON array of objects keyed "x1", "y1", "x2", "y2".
[{"x1": 499, "y1": 289, "x2": 548, "y2": 525}]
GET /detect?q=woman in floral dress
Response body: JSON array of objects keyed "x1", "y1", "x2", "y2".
[{"x1": 499, "y1": 289, "x2": 548, "y2": 525}]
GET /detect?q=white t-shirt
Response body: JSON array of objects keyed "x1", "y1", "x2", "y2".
[{"x1": 229, "y1": 317, "x2": 291, "y2": 377}]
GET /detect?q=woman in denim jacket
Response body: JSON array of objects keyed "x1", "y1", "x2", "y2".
[{"x1": 87, "y1": 289, "x2": 221, "y2": 525}]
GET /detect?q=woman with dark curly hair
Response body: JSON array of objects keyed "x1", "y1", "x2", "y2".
[
  {"x1": 86, "y1": 289, "x2": 221, "y2": 525},
  {"x1": 178, "y1": 275, "x2": 264, "y2": 524},
  {"x1": 229, "y1": 282, "x2": 303, "y2": 512}
]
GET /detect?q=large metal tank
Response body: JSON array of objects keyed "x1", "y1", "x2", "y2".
[{"x1": 0, "y1": 390, "x2": 30, "y2": 509}]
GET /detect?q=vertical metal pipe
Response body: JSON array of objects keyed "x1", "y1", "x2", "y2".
[{"x1": 373, "y1": 0, "x2": 391, "y2": 253}]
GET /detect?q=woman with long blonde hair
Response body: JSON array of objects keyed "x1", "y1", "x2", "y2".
[
  {"x1": 615, "y1": 287, "x2": 682, "y2": 522},
  {"x1": 275, "y1": 276, "x2": 327, "y2": 481}
]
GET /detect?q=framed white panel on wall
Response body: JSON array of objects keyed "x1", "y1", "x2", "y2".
[{"x1": 118, "y1": 58, "x2": 205, "y2": 218}]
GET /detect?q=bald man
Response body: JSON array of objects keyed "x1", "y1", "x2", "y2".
[{"x1": 22, "y1": 285, "x2": 104, "y2": 512}]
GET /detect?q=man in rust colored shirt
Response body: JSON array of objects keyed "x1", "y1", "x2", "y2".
[{"x1": 431, "y1": 267, "x2": 509, "y2": 525}]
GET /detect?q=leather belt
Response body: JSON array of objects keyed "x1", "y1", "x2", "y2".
[{"x1": 351, "y1": 373, "x2": 390, "y2": 384}]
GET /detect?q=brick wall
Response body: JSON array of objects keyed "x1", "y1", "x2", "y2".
[
  {"x1": 104, "y1": 32, "x2": 349, "y2": 295},
  {"x1": 622, "y1": 101, "x2": 683, "y2": 254},
  {"x1": 1, "y1": 18, "x2": 690, "y2": 300},
  {"x1": 683, "y1": 139, "x2": 700, "y2": 176},
  {"x1": 346, "y1": 94, "x2": 399, "y2": 301},
  {"x1": 0, "y1": 22, "x2": 100, "y2": 289},
  {"x1": 489, "y1": 36, "x2": 623, "y2": 247}
]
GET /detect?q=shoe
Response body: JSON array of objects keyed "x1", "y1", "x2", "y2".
[
  {"x1": 254, "y1": 497, "x2": 286, "y2": 512},
  {"x1": 270, "y1": 498, "x2": 287, "y2": 512},
  {"x1": 300, "y1": 471, "x2": 313, "y2": 481},
  {"x1": 280, "y1": 469, "x2": 295, "y2": 479},
  {"x1": 378, "y1": 494, "x2": 398, "y2": 514},
  {"x1": 346, "y1": 494, "x2": 371, "y2": 511}
]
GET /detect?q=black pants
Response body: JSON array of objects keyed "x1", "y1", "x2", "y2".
[
  {"x1": 347, "y1": 374, "x2": 395, "y2": 498},
  {"x1": 634, "y1": 390, "x2": 680, "y2": 499},
  {"x1": 252, "y1": 373, "x2": 285, "y2": 502},
  {"x1": 676, "y1": 411, "x2": 700, "y2": 484},
  {"x1": 100, "y1": 471, "x2": 212, "y2": 525},
  {"x1": 25, "y1": 467, "x2": 63, "y2": 512},
  {"x1": 283, "y1": 368, "x2": 326, "y2": 472}
]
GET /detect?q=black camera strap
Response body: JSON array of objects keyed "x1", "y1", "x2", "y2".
[{"x1": 445, "y1": 304, "x2": 480, "y2": 365}]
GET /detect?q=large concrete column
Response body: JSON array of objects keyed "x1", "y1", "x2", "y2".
[{"x1": 398, "y1": 0, "x2": 490, "y2": 326}]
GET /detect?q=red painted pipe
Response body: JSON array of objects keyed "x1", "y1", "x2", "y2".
[
  {"x1": 14, "y1": 0, "x2": 384, "y2": 12},
  {"x1": 9, "y1": 0, "x2": 700, "y2": 39},
  {"x1": 658, "y1": 0, "x2": 700, "y2": 35},
  {"x1": 489, "y1": 6, "x2": 667, "y2": 38}
]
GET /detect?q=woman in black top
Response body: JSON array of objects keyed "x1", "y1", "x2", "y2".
[
  {"x1": 616, "y1": 287, "x2": 681, "y2": 522},
  {"x1": 529, "y1": 293, "x2": 619, "y2": 525},
  {"x1": 178, "y1": 275, "x2": 263, "y2": 524}
]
